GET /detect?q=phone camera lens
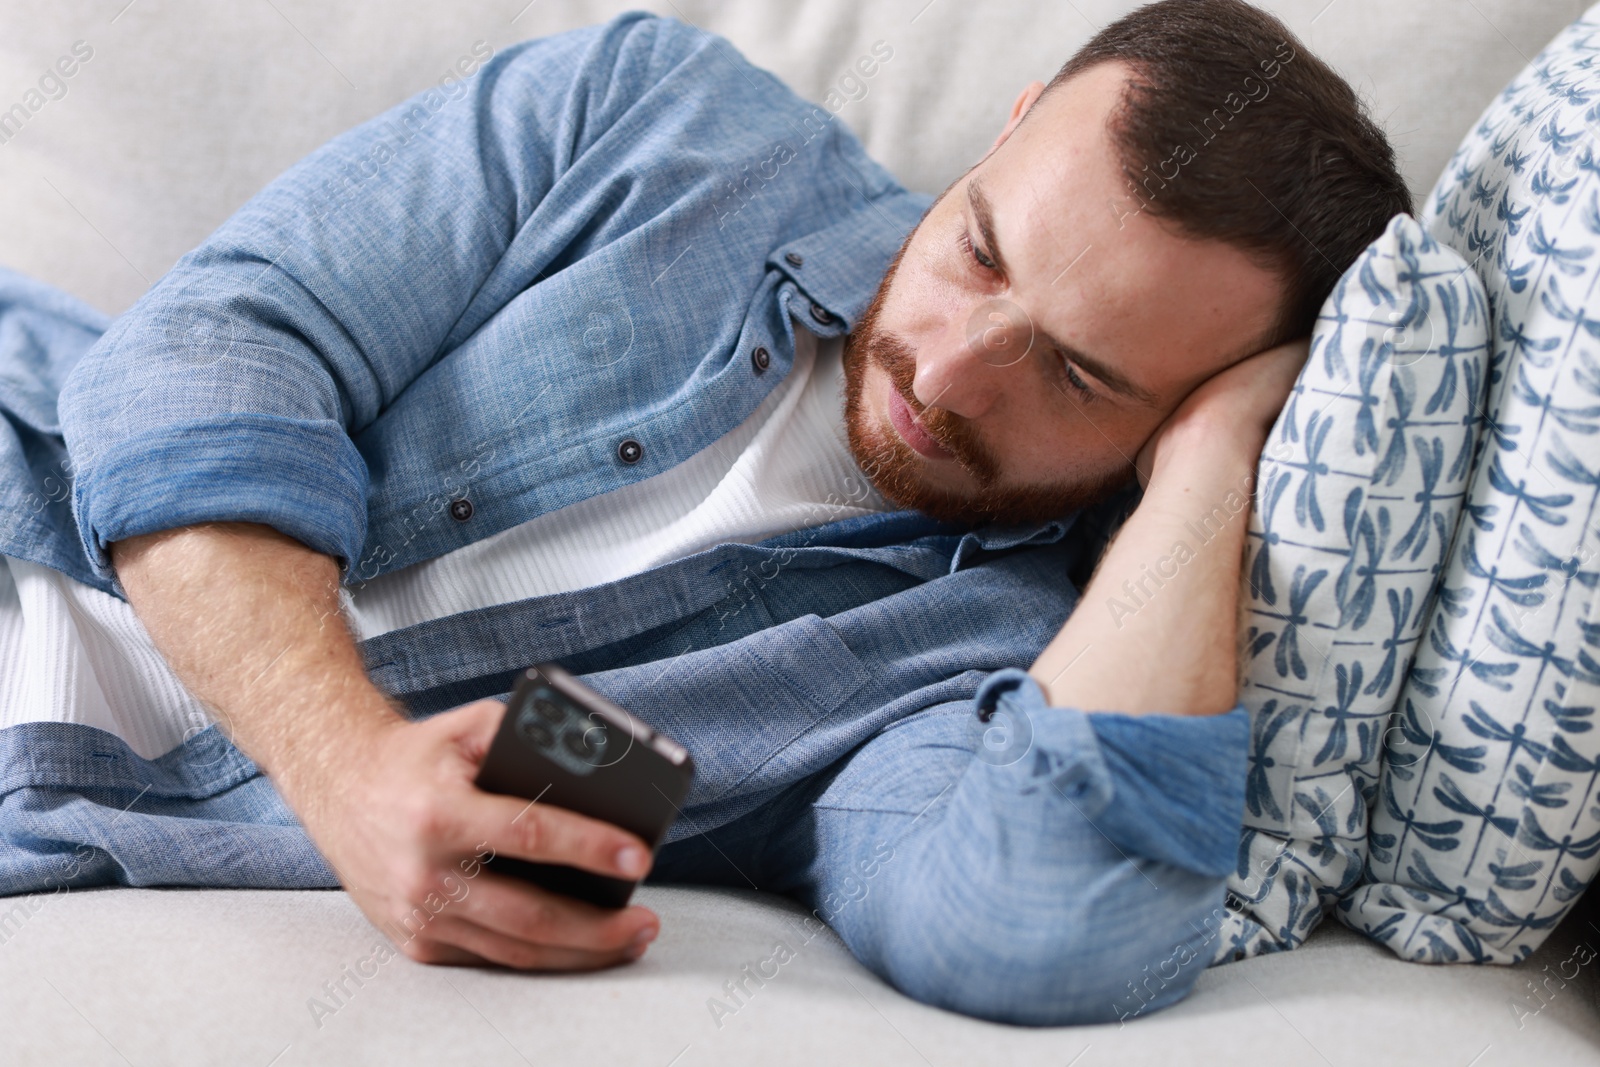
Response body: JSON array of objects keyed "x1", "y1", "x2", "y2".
[
  {"x1": 515, "y1": 712, "x2": 556, "y2": 749},
  {"x1": 562, "y1": 729, "x2": 603, "y2": 762},
  {"x1": 533, "y1": 697, "x2": 566, "y2": 725}
]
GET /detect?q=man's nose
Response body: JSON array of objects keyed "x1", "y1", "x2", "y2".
[{"x1": 911, "y1": 316, "x2": 1012, "y2": 420}]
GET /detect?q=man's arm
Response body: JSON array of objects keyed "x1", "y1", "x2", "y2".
[
  {"x1": 1029, "y1": 339, "x2": 1309, "y2": 714},
  {"x1": 58, "y1": 12, "x2": 701, "y2": 591},
  {"x1": 111, "y1": 521, "x2": 660, "y2": 968},
  {"x1": 64, "y1": 14, "x2": 718, "y2": 971}
]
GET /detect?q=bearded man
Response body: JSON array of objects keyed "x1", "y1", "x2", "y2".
[{"x1": 0, "y1": 0, "x2": 1408, "y2": 1025}]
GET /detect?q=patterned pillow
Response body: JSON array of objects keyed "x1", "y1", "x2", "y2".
[
  {"x1": 1339, "y1": 5, "x2": 1600, "y2": 964},
  {"x1": 1213, "y1": 214, "x2": 1490, "y2": 962}
]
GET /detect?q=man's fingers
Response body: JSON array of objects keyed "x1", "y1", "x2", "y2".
[
  {"x1": 453, "y1": 870, "x2": 658, "y2": 953},
  {"x1": 442, "y1": 696, "x2": 513, "y2": 766},
  {"x1": 411, "y1": 913, "x2": 648, "y2": 971},
  {"x1": 359, "y1": 696, "x2": 664, "y2": 975},
  {"x1": 415, "y1": 696, "x2": 656, "y2": 880},
  {"x1": 394, "y1": 935, "x2": 492, "y2": 967},
  {"x1": 470, "y1": 791, "x2": 655, "y2": 881}
]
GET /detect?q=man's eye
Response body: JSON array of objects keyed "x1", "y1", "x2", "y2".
[
  {"x1": 960, "y1": 231, "x2": 998, "y2": 274},
  {"x1": 1057, "y1": 355, "x2": 1100, "y2": 404}
]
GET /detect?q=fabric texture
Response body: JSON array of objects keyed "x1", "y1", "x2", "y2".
[
  {"x1": 0, "y1": 266, "x2": 110, "y2": 596},
  {"x1": 16, "y1": 880, "x2": 1597, "y2": 1067},
  {"x1": 1217, "y1": 214, "x2": 1490, "y2": 962},
  {"x1": 0, "y1": 556, "x2": 213, "y2": 759},
  {"x1": 1342, "y1": 1, "x2": 1600, "y2": 965},
  {"x1": 649, "y1": 668, "x2": 1250, "y2": 1027}
]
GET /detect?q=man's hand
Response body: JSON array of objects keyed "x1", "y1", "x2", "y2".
[
  {"x1": 111, "y1": 522, "x2": 659, "y2": 972},
  {"x1": 1029, "y1": 337, "x2": 1309, "y2": 713},
  {"x1": 1134, "y1": 337, "x2": 1311, "y2": 489},
  {"x1": 292, "y1": 696, "x2": 662, "y2": 970}
]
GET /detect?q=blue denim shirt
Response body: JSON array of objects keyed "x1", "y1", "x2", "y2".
[
  {"x1": 0, "y1": 12, "x2": 1248, "y2": 903},
  {"x1": 48, "y1": 10, "x2": 928, "y2": 600}
]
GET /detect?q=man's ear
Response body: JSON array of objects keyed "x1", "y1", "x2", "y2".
[{"x1": 986, "y1": 81, "x2": 1047, "y2": 158}]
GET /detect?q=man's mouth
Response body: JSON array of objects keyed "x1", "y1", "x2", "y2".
[{"x1": 886, "y1": 385, "x2": 954, "y2": 461}]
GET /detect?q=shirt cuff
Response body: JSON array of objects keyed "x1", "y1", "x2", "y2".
[
  {"x1": 973, "y1": 667, "x2": 1250, "y2": 879},
  {"x1": 70, "y1": 414, "x2": 369, "y2": 590}
]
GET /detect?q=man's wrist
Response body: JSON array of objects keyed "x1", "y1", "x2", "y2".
[
  {"x1": 255, "y1": 689, "x2": 408, "y2": 817},
  {"x1": 1156, "y1": 408, "x2": 1264, "y2": 468},
  {"x1": 1143, "y1": 418, "x2": 1261, "y2": 508}
]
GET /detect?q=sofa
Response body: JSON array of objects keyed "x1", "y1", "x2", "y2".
[{"x1": 4, "y1": 1, "x2": 1599, "y2": 1064}]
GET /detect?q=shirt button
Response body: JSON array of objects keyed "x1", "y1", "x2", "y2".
[
  {"x1": 784, "y1": 251, "x2": 804, "y2": 268},
  {"x1": 617, "y1": 438, "x2": 644, "y2": 464},
  {"x1": 809, "y1": 301, "x2": 834, "y2": 325},
  {"x1": 751, "y1": 345, "x2": 771, "y2": 373},
  {"x1": 449, "y1": 498, "x2": 473, "y2": 522}
]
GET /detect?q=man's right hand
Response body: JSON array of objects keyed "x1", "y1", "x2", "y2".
[
  {"x1": 110, "y1": 521, "x2": 659, "y2": 971},
  {"x1": 289, "y1": 695, "x2": 662, "y2": 970}
]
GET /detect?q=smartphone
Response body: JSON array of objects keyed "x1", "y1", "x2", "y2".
[{"x1": 473, "y1": 662, "x2": 696, "y2": 908}]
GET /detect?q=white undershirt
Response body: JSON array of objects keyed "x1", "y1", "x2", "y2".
[
  {"x1": 0, "y1": 318, "x2": 893, "y2": 759},
  {"x1": 341, "y1": 320, "x2": 889, "y2": 640}
]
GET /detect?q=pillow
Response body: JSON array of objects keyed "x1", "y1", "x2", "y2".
[
  {"x1": 1211, "y1": 214, "x2": 1490, "y2": 962},
  {"x1": 1339, "y1": 4, "x2": 1600, "y2": 964}
]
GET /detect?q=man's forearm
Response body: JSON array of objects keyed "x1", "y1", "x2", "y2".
[
  {"x1": 111, "y1": 520, "x2": 663, "y2": 967},
  {"x1": 110, "y1": 521, "x2": 403, "y2": 815},
  {"x1": 1029, "y1": 425, "x2": 1256, "y2": 717}
]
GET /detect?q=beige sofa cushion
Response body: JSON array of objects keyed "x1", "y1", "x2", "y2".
[{"x1": 0, "y1": 884, "x2": 1596, "y2": 1066}]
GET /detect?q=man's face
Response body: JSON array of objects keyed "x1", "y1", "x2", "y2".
[{"x1": 841, "y1": 60, "x2": 1285, "y2": 525}]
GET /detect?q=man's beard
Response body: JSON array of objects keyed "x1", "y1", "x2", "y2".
[{"x1": 840, "y1": 230, "x2": 1135, "y2": 527}]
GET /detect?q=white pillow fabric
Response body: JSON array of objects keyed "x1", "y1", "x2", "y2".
[
  {"x1": 1340, "y1": 3, "x2": 1600, "y2": 964},
  {"x1": 1214, "y1": 214, "x2": 1490, "y2": 962}
]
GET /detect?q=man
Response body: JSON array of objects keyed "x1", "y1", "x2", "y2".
[{"x1": 0, "y1": 0, "x2": 1409, "y2": 1025}]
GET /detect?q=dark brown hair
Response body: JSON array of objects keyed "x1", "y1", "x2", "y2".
[{"x1": 1032, "y1": 0, "x2": 1412, "y2": 346}]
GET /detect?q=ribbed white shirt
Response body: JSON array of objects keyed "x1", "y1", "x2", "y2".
[
  {"x1": 340, "y1": 321, "x2": 889, "y2": 639},
  {"x1": 0, "y1": 319, "x2": 893, "y2": 758}
]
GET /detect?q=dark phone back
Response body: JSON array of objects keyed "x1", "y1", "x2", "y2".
[{"x1": 474, "y1": 663, "x2": 695, "y2": 908}]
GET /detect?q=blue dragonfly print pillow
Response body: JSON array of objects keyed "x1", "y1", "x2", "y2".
[
  {"x1": 1340, "y1": 4, "x2": 1600, "y2": 966},
  {"x1": 1213, "y1": 214, "x2": 1489, "y2": 963}
]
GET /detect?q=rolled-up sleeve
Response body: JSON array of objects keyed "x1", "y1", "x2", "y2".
[
  {"x1": 56, "y1": 10, "x2": 702, "y2": 589},
  {"x1": 973, "y1": 667, "x2": 1250, "y2": 879}
]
